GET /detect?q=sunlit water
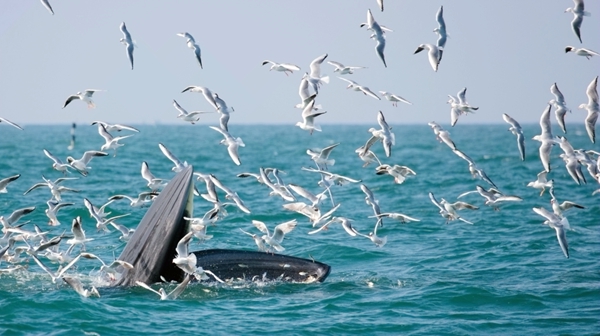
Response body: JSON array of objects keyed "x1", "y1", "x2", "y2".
[{"x1": 1, "y1": 124, "x2": 599, "y2": 334}]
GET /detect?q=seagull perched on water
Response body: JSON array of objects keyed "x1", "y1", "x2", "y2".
[
  {"x1": 564, "y1": 46, "x2": 599, "y2": 59},
  {"x1": 414, "y1": 44, "x2": 441, "y2": 72},
  {"x1": 338, "y1": 77, "x2": 381, "y2": 100},
  {"x1": 0, "y1": 117, "x2": 23, "y2": 130},
  {"x1": 380, "y1": 91, "x2": 412, "y2": 107},
  {"x1": 578, "y1": 76, "x2": 599, "y2": 143},
  {"x1": 62, "y1": 90, "x2": 104, "y2": 109},
  {"x1": 119, "y1": 22, "x2": 135, "y2": 70},
  {"x1": 565, "y1": 0, "x2": 591, "y2": 43},
  {"x1": 502, "y1": 114, "x2": 526, "y2": 161},
  {"x1": 262, "y1": 60, "x2": 301, "y2": 76},
  {"x1": 177, "y1": 32, "x2": 203, "y2": 68}
]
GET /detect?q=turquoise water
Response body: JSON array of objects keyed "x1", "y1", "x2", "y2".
[{"x1": 0, "y1": 124, "x2": 599, "y2": 335}]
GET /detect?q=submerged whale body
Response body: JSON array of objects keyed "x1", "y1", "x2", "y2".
[{"x1": 114, "y1": 166, "x2": 331, "y2": 286}]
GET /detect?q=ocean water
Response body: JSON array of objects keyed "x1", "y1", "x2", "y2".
[{"x1": 0, "y1": 123, "x2": 599, "y2": 335}]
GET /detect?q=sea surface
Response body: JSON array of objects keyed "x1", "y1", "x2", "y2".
[{"x1": 0, "y1": 124, "x2": 599, "y2": 335}]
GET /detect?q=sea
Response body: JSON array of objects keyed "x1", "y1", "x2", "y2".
[{"x1": 0, "y1": 123, "x2": 599, "y2": 335}]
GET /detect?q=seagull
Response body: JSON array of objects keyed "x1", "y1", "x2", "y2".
[
  {"x1": 429, "y1": 192, "x2": 478, "y2": 225},
  {"x1": 307, "y1": 143, "x2": 339, "y2": 170},
  {"x1": 181, "y1": 86, "x2": 219, "y2": 111},
  {"x1": 295, "y1": 77, "x2": 322, "y2": 110},
  {"x1": 372, "y1": 212, "x2": 421, "y2": 223},
  {"x1": 574, "y1": 149, "x2": 599, "y2": 181},
  {"x1": 90, "y1": 121, "x2": 139, "y2": 133},
  {"x1": 141, "y1": 161, "x2": 168, "y2": 192},
  {"x1": 0, "y1": 206, "x2": 35, "y2": 229},
  {"x1": 565, "y1": 0, "x2": 591, "y2": 43},
  {"x1": 308, "y1": 216, "x2": 357, "y2": 236},
  {"x1": 352, "y1": 218, "x2": 387, "y2": 247},
  {"x1": 108, "y1": 191, "x2": 158, "y2": 208},
  {"x1": 0, "y1": 117, "x2": 23, "y2": 130},
  {"x1": 172, "y1": 100, "x2": 212, "y2": 125},
  {"x1": 28, "y1": 252, "x2": 86, "y2": 284},
  {"x1": 549, "y1": 187, "x2": 585, "y2": 219},
  {"x1": 565, "y1": 46, "x2": 599, "y2": 59},
  {"x1": 40, "y1": 0, "x2": 54, "y2": 15},
  {"x1": 474, "y1": 185, "x2": 522, "y2": 211},
  {"x1": 296, "y1": 97, "x2": 326, "y2": 135},
  {"x1": 556, "y1": 136, "x2": 587, "y2": 185},
  {"x1": 212, "y1": 93, "x2": 234, "y2": 132},
  {"x1": 209, "y1": 174, "x2": 251, "y2": 214},
  {"x1": 66, "y1": 216, "x2": 93, "y2": 254},
  {"x1": 532, "y1": 207, "x2": 570, "y2": 258},
  {"x1": 79, "y1": 252, "x2": 134, "y2": 282},
  {"x1": 83, "y1": 198, "x2": 129, "y2": 232},
  {"x1": 433, "y1": 6, "x2": 447, "y2": 61},
  {"x1": 96, "y1": 124, "x2": 133, "y2": 157},
  {"x1": 327, "y1": 61, "x2": 366, "y2": 75},
  {"x1": 119, "y1": 22, "x2": 134, "y2": 70},
  {"x1": 360, "y1": 184, "x2": 382, "y2": 224},
  {"x1": 527, "y1": 171, "x2": 554, "y2": 196},
  {"x1": 258, "y1": 168, "x2": 295, "y2": 202},
  {"x1": 45, "y1": 200, "x2": 73, "y2": 226},
  {"x1": 453, "y1": 149, "x2": 497, "y2": 188},
  {"x1": 63, "y1": 277, "x2": 100, "y2": 298},
  {"x1": 209, "y1": 126, "x2": 244, "y2": 166},
  {"x1": 283, "y1": 202, "x2": 340, "y2": 227},
  {"x1": 307, "y1": 53, "x2": 330, "y2": 94},
  {"x1": 177, "y1": 32, "x2": 203, "y2": 68},
  {"x1": 455, "y1": 88, "x2": 479, "y2": 113},
  {"x1": 184, "y1": 212, "x2": 217, "y2": 241},
  {"x1": 252, "y1": 219, "x2": 297, "y2": 252},
  {"x1": 172, "y1": 232, "x2": 199, "y2": 275},
  {"x1": 136, "y1": 274, "x2": 191, "y2": 300},
  {"x1": 62, "y1": 90, "x2": 103, "y2": 109},
  {"x1": 23, "y1": 176, "x2": 79, "y2": 201},
  {"x1": 66, "y1": 151, "x2": 108, "y2": 176},
  {"x1": 380, "y1": 91, "x2": 412, "y2": 107},
  {"x1": 109, "y1": 221, "x2": 136, "y2": 241},
  {"x1": 532, "y1": 104, "x2": 555, "y2": 172},
  {"x1": 302, "y1": 167, "x2": 361, "y2": 186},
  {"x1": 0, "y1": 174, "x2": 20, "y2": 194},
  {"x1": 355, "y1": 145, "x2": 382, "y2": 167},
  {"x1": 549, "y1": 83, "x2": 571, "y2": 134},
  {"x1": 502, "y1": 114, "x2": 525, "y2": 161},
  {"x1": 338, "y1": 77, "x2": 381, "y2": 100},
  {"x1": 367, "y1": 111, "x2": 394, "y2": 157},
  {"x1": 261, "y1": 60, "x2": 301, "y2": 75},
  {"x1": 240, "y1": 228, "x2": 268, "y2": 252},
  {"x1": 428, "y1": 121, "x2": 456, "y2": 150},
  {"x1": 288, "y1": 183, "x2": 328, "y2": 208},
  {"x1": 375, "y1": 164, "x2": 416, "y2": 184},
  {"x1": 159, "y1": 143, "x2": 188, "y2": 173},
  {"x1": 578, "y1": 76, "x2": 599, "y2": 143},
  {"x1": 360, "y1": 9, "x2": 389, "y2": 67},
  {"x1": 414, "y1": 44, "x2": 441, "y2": 72}
]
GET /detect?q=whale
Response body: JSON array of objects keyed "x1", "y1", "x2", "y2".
[{"x1": 114, "y1": 166, "x2": 330, "y2": 286}]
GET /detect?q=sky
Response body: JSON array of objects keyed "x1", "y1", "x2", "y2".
[{"x1": 0, "y1": 0, "x2": 599, "y2": 126}]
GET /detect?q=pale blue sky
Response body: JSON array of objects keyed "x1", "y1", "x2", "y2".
[{"x1": 0, "y1": 0, "x2": 598, "y2": 126}]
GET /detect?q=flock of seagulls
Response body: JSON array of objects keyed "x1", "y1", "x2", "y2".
[{"x1": 0, "y1": 0, "x2": 598, "y2": 301}]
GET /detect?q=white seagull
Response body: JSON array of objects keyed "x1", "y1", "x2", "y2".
[
  {"x1": 550, "y1": 83, "x2": 571, "y2": 134},
  {"x1": 307, "y1": 53, "x2": 330, "y2": 94},
  {"x1": 375, "y1": 164, "x2": 416, "y2": 184},
  {"x1": 96, "y1": 124, "x2": 133, "y2": 157},
  {"x1": 428, "y1": 121, "x2": 456, "y2": 150},
  {"x1": 91, "y1": 121, "x2": 139, "y2": 133},
  {"x1": 119, "y1": 22, "x2": 135, "y2": 70},
  {"x1": 66, "y1": 151, "x2": 108, "y2": 176},
  {"x1": 414, "y1": 44, "x2": 441, "y2": 72},
  {"x1": 172, "y1": 100, "x2": 212, "y2": 124},
  {"x1": 327, "y1": 61, "x2": 366, "y2": 75},
  {"x1": 306, "y1": 143, "x2": 339, "y2": 170},
  {"x1": 252, "y1": 219, "x2": 297, "y2": 252},
  {"x1": 352, "y1": 218, "x2": 387, "y2": 248},
  {"x1": 360, "y1": 9, "x2": 389, "y2": 67},
  {"x1": 0, "y1": 174, "x2": 20, "y2": 194},
  {"x1": 380, "y1": 91, "x2": 412, "y2": 107},
  {"x1": 578, "y1": 76, "x2": 599, "y2": 143},
  {"x1": 262, "y1": 60, "x2": 301, "y2": 75},
  {"x1": 159, "y1": 143, "x2": 188, "y2": 172},
  {"x1": 177, "y1": 32, "x2": 203, "y2": 68},
  {"x1": 533, "y1": 207, "x2": 570, "y2": 258},
  {"x1": 429, "y1": 192, "x2": 478, "y2": 225},
  {"x1": 209, "y1": 126, "x2": 244, "y2": 166},
  {"x1": 502, "y1": 113, "x2": 525, "y2": 161},
  {"x1": 141, "y1": 161, "x2": 168, "y2": 192},
  {"x1": 527, "y1": 171, "x2": 554, "y2": 196},
  {"x1": 136, "y1": 274, "x2": 191, "y2": 300},
  {"x1": 565, "y1": 46, "x2": 599, "y2": 59},
  {"x1": 532, "y1": 104, "x2": 556, "y2": 172},
  {"x1": 62, "y1": 90, "x2": 103, "y2": 109},
  {"x1": 433, "y1": 6, "x2": 448, "y2": 61},
  {"x1": 565, "y1": 0, "x2": 591, "y2": 43},
  {"x1": 181, "y1": 85, "x2": 219, "y2": 111},
  {"x1": 367, "y1": 111, "x2": 395, "y2": 157},
  {"x1": 338, "y1": 77, "x2": 381, "y2": 100},
  {"x1": 296, "y1": 97, "x2": 327, "y2": 135}
]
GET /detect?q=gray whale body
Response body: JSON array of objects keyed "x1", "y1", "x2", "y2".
[{"x1": 114, "y1": 166, "x2": 331, "y2": 286}]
